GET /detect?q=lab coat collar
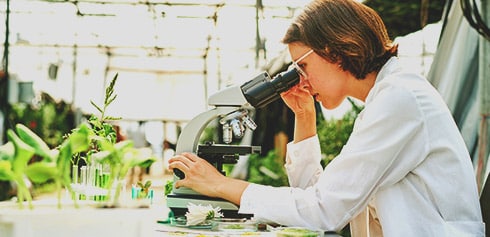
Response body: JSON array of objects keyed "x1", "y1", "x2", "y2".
[{"x1": 364, "y1": 56, "x2": 401, "y2": 104}]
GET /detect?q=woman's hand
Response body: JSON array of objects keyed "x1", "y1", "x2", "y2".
[
  {"x1": 281, "y1": 84, "x2": 317, "y2": 142},
  {"x1": 280, "y1": 84, "x2": 316, "y2": 116},
  {"x1": 168, "y1": 152, "x2": 250, "y2": 205},
  {"x1": 168, "y1": 152, "x2": 224, "y2": 197}
]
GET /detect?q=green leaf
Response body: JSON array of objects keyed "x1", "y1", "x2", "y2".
[
  {"x1": 206, "y1": 210, "x2": 215, "y2": 220},
  {"x1": 0, "y1": 142, "x2": 15, "y2": 161},
  {"x1": 7, "y1": 129, "x2": 35, "y2": 173},
  {"x1": 122, "y1": 146, "x2": 156, "y2": 168},
  {"x1": 137, "y1": 157, "x2": 157, "y2": 169},
  {"x1": 57, "y1": 140, "x2": 73, "y2": 166},
  {"x1": 0, "y1": 160, "x2": 14, "y2": 180},
  {"x1": 25, "y1": 162, "x2": 58, "y2": 183},
  {"x1": 90, "y1": 100, "x2": 104, "y2": 114},
  {"x1": 114, "y1": 140, "x2": 133, "y2": 151},
  {"x1": 104, "y1": 116, "x2": 122, "y2": 121},
  {"x1": 144, "y1": 180, "x2": 152, "y2": 189},
  {"x1": 90, "y1": 150, "x2": 112, "y2": 163},
  {"x1": 104, "y1": 74, "x2": 118, "y2": 105},
  {"x1": 97, "y1": 138, "x2": 115, "y2": 152},
  {"x1": 164, "y1": 180, "x2": 173, "y2": 196},
  {"x1": 105, "y1": 94, "x2": 117, "y2": 106},
  {"x1": 16, "y1": 123, "x2": 53, "y2": 161},
  {"x1": 68, "y1": 123, "x2": 91, "y2": 153}
]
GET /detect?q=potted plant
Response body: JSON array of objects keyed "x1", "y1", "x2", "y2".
[
  {"x1": 134, "y1": 180, "x2": 153, "y2": 199},
  {"x1": 129, "y1": 180, "x2": 154, "y2": 208},
  {"x1": 0, "y1": 122, "x2": 91, "y2": 209},
  {"x1": 0, "y1": 73, "x2": 156, "y2": 209},
  {"x1": 0, "y1": 74, "x2": 161, "y2": 237}
]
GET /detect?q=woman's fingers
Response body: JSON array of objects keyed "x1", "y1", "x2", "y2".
[
  {"x1": 167, "y1": 154, "x2": 189, "y2": 179},
  {"x1": 182, "y1": 152, "x2": 198, "y2": 162},
  {"x1": 168, "y1": 153, "x2": 227, "y2": 197},
  {"x1": 168, "y1": 153, "x2": 202, "y2": 181},
  {"x1": 169, "y1": 153, "x2": 196, "y2": 165}
]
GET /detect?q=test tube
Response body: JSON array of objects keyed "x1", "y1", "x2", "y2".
[
  {"x1": 80, "y1": 166, "x2": 87, "y2": 185},
  {"x1": 94, "y1": 164, "x2": 100, "y2": 201},
  {"x1": 88, "y1": 164, "x2": 96, "y2": 187},
  {"x1": 72, "y1": 165, "x2": 78, "y2": 184},
  {"x1": 149, "y1": 189, "x2": 154, "y2": 204},
  {"x1": 80, "y1": 166, "x2": 87, "y2": 200}
]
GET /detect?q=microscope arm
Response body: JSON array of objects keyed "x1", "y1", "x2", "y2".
[
  {"x1": 172, "y1": 86, "x2": 249, "y2": 195},
  {"x1": 175, "y1": 106, "x2": 242, "y2": 155},
  {"x1": 175, "y1": 68, "x2": 299, "y2": 156},
  {"x1": 175, "y1": 85, "x2": 249, "y2": 155}
]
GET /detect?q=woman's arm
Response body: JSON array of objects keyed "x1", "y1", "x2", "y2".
[
  {"x1": 280, "y1": 84, "x2": 317, "y2": 143},
  {"x1": 168, "y1": 152, "x2": 249, "y2": 205}
]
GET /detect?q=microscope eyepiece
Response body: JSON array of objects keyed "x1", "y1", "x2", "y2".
[
  {"x1": 270, "y1": 67, "x2": 301, "y2": 94},
  {"x1": 240, "y1": 67, "x2": 300, "y2": 108}
]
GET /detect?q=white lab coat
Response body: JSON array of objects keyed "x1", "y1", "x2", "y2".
[{"x1": 238, "y1": 57, "x2": 485, "y2": 236}]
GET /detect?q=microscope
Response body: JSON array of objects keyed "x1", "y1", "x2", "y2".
[{"x1": 166, "y1": 67, "x2": 300, "y2": 218}]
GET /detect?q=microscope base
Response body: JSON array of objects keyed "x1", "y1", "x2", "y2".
[{"x1": 166, "y1": 194, "x2": 253, "y2": 218}]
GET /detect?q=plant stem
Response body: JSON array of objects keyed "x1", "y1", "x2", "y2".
[
  {"x1": 15, "y1": 176, "x2": 33, "y2": 209},
  {"x1": 63, "y1": 175, "x2": 78, "y2": 208},
  {"x1": 113, "y1": 180, "x2": 123, "y2": 206},
  {"x1": 16, "y1": 178, "x2": 24, "y2": 209},
  {"x1": 56, "y1": 179, "x2": 62, "y2": 209}
]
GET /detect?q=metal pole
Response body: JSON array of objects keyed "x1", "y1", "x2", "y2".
[
  {"x1": 255, "y1": 0, "x2": 263, "y2": 69},
  {"x1": 0, "y1": 0, "x2": 10, "y2": 143}
]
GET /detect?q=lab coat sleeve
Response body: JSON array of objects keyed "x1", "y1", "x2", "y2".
[
  {"x1": 284, "y1": 135, "x2": 324, "y2": 188},
  {"x1": 239, "y1": 83, "x2": 429, "y2": 231}
]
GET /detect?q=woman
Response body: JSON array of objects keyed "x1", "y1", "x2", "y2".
[{"x1": 168, "y1": 0, "x2": 484, "y2": 236}]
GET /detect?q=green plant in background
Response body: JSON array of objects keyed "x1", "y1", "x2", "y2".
[
  {"x1": 0, "y1": 123, "x2": 91, "y2": 209},
  {"x1": 38, "y1": 123, "x2": 92, "y2": 208},
  {"x1": 317, "y1": 98, "x2": 363, "y2": 167},
  {"x1": 247, "y1": 149, "x2": 289, "y2": 187},
  {"x1": 69, "y1": 75, "x2": 123, "y2": 171},
  {"x1": 136, "y1": 180, "x2": 152, "y2": 199},
  {"x1": 245, "y1": 98, "x2": 363, "y2": 188},
  {"x1": 0, "y1": 127, "x2": 37, "y2": 209},
  {"x1": 8, "y1": 93, "x2": 75, "y2": 148},
  {"x1": 0, "y1": 73, "x2": 156, "y2": 209},
  {"x1": 79, "y1": 73, "x2": 156, "y2": 206},
  {"x1": 83, "y1": 73, "x2": 122, "y2": 162},
  {"x1": 164, "y1": 179, "x2": 173, "y2": 197},
  {"x1": 4, "y1": 92, "x2": 76, "y2": 202},
  {"x1": 363, "y1": 0, "x2": 445, "y2": 39}
]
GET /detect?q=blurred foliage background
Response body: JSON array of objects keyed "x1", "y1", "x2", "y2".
[
  {"x1": 363, "y1": 0, "x2": 446, "y2": 39},
  {"x1": 8, "y1": 93, "x2": 75, "y2": 148}
]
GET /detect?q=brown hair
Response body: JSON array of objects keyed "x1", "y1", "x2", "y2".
[{"x1": 282, "y1": 0, "x2": 398, "y2": 79}]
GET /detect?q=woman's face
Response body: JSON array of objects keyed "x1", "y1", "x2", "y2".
[{"x1": 288, "y1": 43, "x2": 349, "y2": 110}]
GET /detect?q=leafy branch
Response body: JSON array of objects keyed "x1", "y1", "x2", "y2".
[
  {"x1": 84, "y1": 73, "x2": 156, "y2": 207},
  {"x1": 0, "y1": 72, "x2": 156, "y2": 209},
  {"x1": 90, "y1": 73, "x2": 121, "y2": 122}
]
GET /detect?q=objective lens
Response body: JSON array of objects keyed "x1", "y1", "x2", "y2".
[
  {"x1": 222, "y1": 123, "x2": 232, "y2": 144},
  {"x1": 242, "y1": 115, "x2": 257, "y2": 130},
  {"x1": 230, "y1": 119, "x2": 244, "y2": 138}
]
